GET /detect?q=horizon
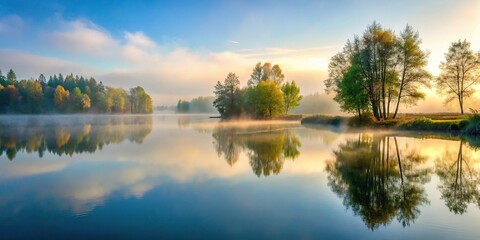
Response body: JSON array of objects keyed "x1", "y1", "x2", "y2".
[{"x1": 1, "y1": 0, "x2": 480, "y2": 112}]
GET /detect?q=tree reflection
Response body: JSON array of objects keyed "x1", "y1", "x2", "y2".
[
  {"x1": 0, "y1": 116, "x2": 153, "y2": 160},
  {"x1": 436, "y1": 141, "x2": 480, "y2": 214},
  {"x1": 326, "y1": 135, "x2": 430, "y2": 230},
  {"x1": 212, "y1": 124, "x2": 300, "y2": 176}
]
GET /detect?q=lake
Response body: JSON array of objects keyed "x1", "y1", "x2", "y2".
[{"x1": 0, "y1": 114, "x2": 479, "y2": 239}]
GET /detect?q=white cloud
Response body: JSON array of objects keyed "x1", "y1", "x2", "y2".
[
  {"x1": 51, "y1": 20, "x2": 120, "y2": 57},
  {"x1": 125, "y1": 31, "x2": 157, "y2": 49}
]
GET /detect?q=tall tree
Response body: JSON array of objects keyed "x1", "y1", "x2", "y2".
[
  {"x1": 327, "y1": 22, "x2": 430, "y2": 120},
  {"x1": 436, "y1": 40, "x2": 480, "y2": 114},
  {"x1": 6, "y1": 69, "x2": 17, "y2": 86},
  {"x1": 393, "y1": 25, "x2": 431, "y2": 118},
  {"x1": 23, "y1": 80, "x2": 44, "y2": 113},
  {"x1": 213, "y1": 72, "x2": 242, "y2": 118},
  {"x1": 54, "y1": 85, "x2": 70, "y2": 111},
  {"x1": 281, "y1": 80, "x2": 303, "y2": 113},
  {"x1": 0, "y1": 70, "x2": 6, "y2": 87},
  {"x1": 248, "y1": 62, "x2": 285, "y2": 87}
]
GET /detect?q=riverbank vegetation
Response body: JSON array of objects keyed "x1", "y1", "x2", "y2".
[
  {"x1": 213, "y1": 62, "x2": 303, "y2": 119},
  {"x1": 0, "y1": 69, "x2": 153, "y2": 114},
  {"x1": 301, "y1": 112, "x2": 480, "y2": 135}
]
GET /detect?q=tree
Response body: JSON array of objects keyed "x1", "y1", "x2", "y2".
[
  {"x1": 393, "y1": 25, "x2": 431, "y2": 118},
  {"x1": 23, "y1": 80, "x2": 44, "y2": 113},
  {"x1": 80, "y1": 94, "x2": 91, "y2": 110},
  {"x1": 129, "y1": 86, "x2": 152, "y2": 113},
  {"x1": 247, "y1": 62, "x2": 285, "y2": 87},
  {"x1": 334, "y1": 64, "x2": 369, "y2": 118},
  {"x1": 327, "y1": 22, "x2": 430, "y2": 120},
  {"x1": 213, "y1": 72, "x2": 242, "y2": 118},
  {"x1": 54, "y1": 85, "x2": 70, "y2": 110},
  {"x1": 6, "y1": 69, "x2": 16, "y2": 86},
  {"x1": 281, "y1": 80, "x2": 303, "y2": 113},
  {"x1": 0, "y1": 70, "x2": 6, "y2": 87},
  {"x1": 0, "y1": 85, "x2": 19, "y2": 111},
  {"x1": 0, "y1": 70, "x2": 152, "y2": 114},
  {"x1": 436, "y1": 40, "x2": 480, "y2": 114},
  {"x1": 107, "y1": 87, "x2": 129, "y2": 113},
  {"x1": 247, "y1": 80, "x2": 284, "y2": 118}
]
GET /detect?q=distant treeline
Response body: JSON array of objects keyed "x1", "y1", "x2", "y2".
[
  {"x1": 292, "y1": 92, "x2": 339, "y2": 114},
  {"x1": 176, "y1": 96, "x2": 217, "y2": 113},
  {"x1": 0, "y1": 69, "x2": 152, "y2": 114}
]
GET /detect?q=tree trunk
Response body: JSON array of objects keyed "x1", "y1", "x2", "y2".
[
  {"x1": 459, "y1": 96, "x2": 464, "y2": 115},
  {"x1": 372, "y1": 99, "x2": 380, "y2": 121},
  {"x1": 393, "y1": 90, "x2": 402, "y2": 119}
]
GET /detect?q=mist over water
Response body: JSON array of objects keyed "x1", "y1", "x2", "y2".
[{"x1": 0, "y1": 114, "x2": 479, "y2": 239}]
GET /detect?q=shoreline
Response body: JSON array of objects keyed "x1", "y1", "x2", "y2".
[{"x1": 300, "y1": 114, "x2": 480, "y2": 136}]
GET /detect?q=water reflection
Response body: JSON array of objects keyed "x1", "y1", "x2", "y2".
[
  {"x1": 326, "y1": 134, "x2": 431, "y2": 230},
  {"x1": 212, "y1": 123, "x2": 301, "y2": 176},
  {"x1": 436, "y1": 141, "x2": 480, "y2": 214},
  {"x1": 0, "y1": 115, "x2": 152, "y2": 160},
  {"x1": 1, "y1": 115, "x2": 480, "y2": 238}
]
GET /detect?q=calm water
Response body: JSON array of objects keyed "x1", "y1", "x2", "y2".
[{"x1": 0, "y1": 114, "x2": 479, "y2": 239}]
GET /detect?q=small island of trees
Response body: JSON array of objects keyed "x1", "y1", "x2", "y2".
[
  {"x1": 213, "y1": 62, "x2": 303, "y2": 119},
  {"x1": 0, "y1": 69, "x2": 153, "y2": 114}
]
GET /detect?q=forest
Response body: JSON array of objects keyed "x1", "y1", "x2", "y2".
[{"x1": 0, "y1": 69, "x2": 153, "y2": 114}]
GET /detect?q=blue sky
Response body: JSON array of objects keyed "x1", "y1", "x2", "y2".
[{"x1": 0, "y1": 0, "x2": 479, "y2": 110}]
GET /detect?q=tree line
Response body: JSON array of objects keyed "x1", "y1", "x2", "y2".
[
  {"x1": 213, "y1": 62, "x2": 303, "y2": 118},
  {"x1": 326, "y1": 22, "x2": 480, "y2": 120},
  {"x1": 0, "y1": 69, "x2": 153, "y2": 114},
  {"x1": 176, "y1": 96, "x2": 217, "y2": 113}
]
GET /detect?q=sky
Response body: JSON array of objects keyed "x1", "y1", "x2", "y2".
[{"x1": 0, "y1": 0, "x2": 479, "y2": 111}]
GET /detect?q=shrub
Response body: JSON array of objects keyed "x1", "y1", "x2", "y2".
[{"x1": 463, "y1": 114, "x2": 480, "y2": 135}]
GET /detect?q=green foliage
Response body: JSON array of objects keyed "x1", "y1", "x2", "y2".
[
  {"x1": 247, "y1": 62, "x2": 285, "y2": 87},
  {"x1": 0, "y1": 69, "x2": 153, "y2": 114},
  {"x1": 327, "y1": 22, "x2": 430, "y2": 120},
  {"x1": 6, "y1": 69, "x2": 16, "y2": 85},
  {"x1": 246, "y1": 80, "x2": 284, "y2": 118},
  {"x1": 213, "y1": 72, "x2": 243, "y2": 117},
  {"x1": 0, "y1": 70, "x2": 6, "y2": 87},
  {"x1": 334, "y1": 65, "x2": 368, "y2": 117},
  {"x1": 463, "y1": 114, "x2": 480, "y2": 135},
  {"x1": 214, "y1": 63, "x2": 301, "y2": 119},
  {"x1": 281, "y1": 80, "x2": 303, "y2": 113},
  {"x1": 129, "y1": 86, "x2": 153, "y2": 113}
]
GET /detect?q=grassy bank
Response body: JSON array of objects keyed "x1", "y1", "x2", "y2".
[{"x1": 301, "y1": 113, "x2": 480, "y2": 135}]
